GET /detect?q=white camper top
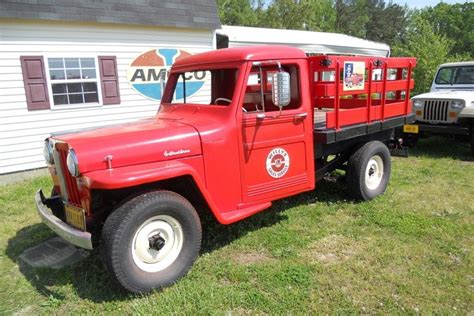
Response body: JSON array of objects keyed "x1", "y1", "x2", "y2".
[{"x1": 215, "y1": 25, "x2": 390, "y2": 57}]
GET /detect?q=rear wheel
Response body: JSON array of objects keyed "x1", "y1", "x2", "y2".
[
  {"x1": 346, "y1": 141, "x2": 391, "y2": 200},
  {"x1": 101, "y1": 190, "x2": 201, "y2": 293}
]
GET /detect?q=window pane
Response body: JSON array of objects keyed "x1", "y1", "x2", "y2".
[
  {"x1": 83, "y1": 82, "x2": 97, "y2": 92},
  {"x1": 53, "y1": 94, "x2": 68, "y2": 105},
  {"x1": 50, "y1": 69, "x2": 65, "y2": 80},
  {"x1": 435, "y1": 68, "x2": 453, "y2": 84},
  {"x1": 454, "y1": 66, "x2": 474, "y2": 84},
  {"x1": 69, "y1": 94, "x2": 84, "y2": 104},
  {"x1": 65, "y1": 58, "x2": 80, "y2": 68},
  {"x1": 52, "y1": 83, "x2": 67, "y2": 94},
  {"x1": 84, "y1": 92, "x2": 98, "y2": 103},
  {"x1": 82, "y1": 69, "x2": 96, "y2": 79},
  {"x1": 49, "y1": 58, "x2": 64, "y2": 69},
  {"x1": 67, "y1": 83, "x2": 82, "y2": 93},
  {"x1": 66, "y1": 69, "x2": 81, "y2": 79},
  {"x1": 80, "y1": 58, "x2": 95, "y2": 68}
]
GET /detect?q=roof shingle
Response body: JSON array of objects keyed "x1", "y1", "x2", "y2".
[{"x1": 0, "y1": 0, "x2": 221, "y2": 30}]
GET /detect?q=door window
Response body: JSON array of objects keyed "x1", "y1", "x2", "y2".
[{"x1": 243, "y1": 64, "x2": 300, "y2": 113}]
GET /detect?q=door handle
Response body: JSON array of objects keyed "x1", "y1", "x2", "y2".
[{"x1": 294, "y1": 112, "x2": 308, "y2": 119}]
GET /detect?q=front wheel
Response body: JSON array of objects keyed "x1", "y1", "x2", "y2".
[
  {"x1": 346, "y1": 141, "x2": 392, "y2": 201},
  {"x1": 101, "y1": 191, "x2": 202, "y2": 293}
]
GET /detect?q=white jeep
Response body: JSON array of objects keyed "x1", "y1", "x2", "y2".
[{"x1": 404, "y1": 61, "x2": 474, "y2": 155}]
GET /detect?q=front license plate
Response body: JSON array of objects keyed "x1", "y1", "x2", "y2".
[
  {"x1": 65, "y1": 204, "x2": 86, "y2": 231},
  {"x1": 403, "y1": 124, "x2": 419, "y2": 134}
]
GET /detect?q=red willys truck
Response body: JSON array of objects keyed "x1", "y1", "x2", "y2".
[{"x1": 36, "y1": 46, "x2": 416, "y2": 293}]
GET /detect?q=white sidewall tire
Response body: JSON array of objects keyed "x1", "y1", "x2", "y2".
[
  {"x1": 347, "y1": 141, "x2": 391, "y2": 201},
  {"x1": 101, "y1": 190, "x2": 202, "y2": 294}
]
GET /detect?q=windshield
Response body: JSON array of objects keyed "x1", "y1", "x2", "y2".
[
  {"x1": 162, "y1": 68, "x2": 239, "y2": 106},
  {"x1": 435, "y1": 66, "x2": 474, "y2": 85}
]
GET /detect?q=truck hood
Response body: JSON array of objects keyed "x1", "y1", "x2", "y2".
[
  {"x1": 413, "y1": 90, "x2": 474, "y2": 104},
  {"x1": 52, "y1": 117, "x2": 201, "y2": 174}
]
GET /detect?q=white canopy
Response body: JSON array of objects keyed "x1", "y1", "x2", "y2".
[{"x1": 215, "y1": 25, "x2": 390, "y2": 57}]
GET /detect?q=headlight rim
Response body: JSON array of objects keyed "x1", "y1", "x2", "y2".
[
  {"x1": 43, "y1": 140, "x2": 54, "y2": 165},
  {"x1": 66, "y1": 149, "x2": 80, "y2": 177},
  {"x1": 451, "y1": 100, "x2": 464, "y2": 109},
  {"x1": 413, "y1": 100, "x2": 424, "y2": 108}
]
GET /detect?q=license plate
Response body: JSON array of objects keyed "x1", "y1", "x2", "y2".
[
  {"x1": 65, "y1": 204, "x2": 86, "y2": 231},
  {"x1": 403, "y1": 124, "x2": 419, "y2": 134}
]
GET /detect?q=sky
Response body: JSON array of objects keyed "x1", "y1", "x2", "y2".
[{"x1": 390, "y1": 0, "x2": 472, "y2": 9}]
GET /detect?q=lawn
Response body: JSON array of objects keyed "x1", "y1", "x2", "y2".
[{"x1": 0, "y1": 136, "x2": 473, "y2": 314}]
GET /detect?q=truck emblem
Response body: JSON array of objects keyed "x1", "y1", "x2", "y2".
[
  {"x1": 266, "y1": 148, "x2": 290, "y2": 178},
  {"x1": 164, "y1": 149, "x2": 191, "y2": 157}
]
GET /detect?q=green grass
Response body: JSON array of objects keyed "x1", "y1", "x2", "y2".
[{"x1": 1, "y1": 136, "x2": 473, "y2": 314}]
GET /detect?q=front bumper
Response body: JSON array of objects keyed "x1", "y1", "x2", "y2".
[
  {"x1": 35, "y1": 190, "x2": 93, "y2": 250},
  {"x1": 415, "y1": 122, "x2": 470, "y2": 136}
]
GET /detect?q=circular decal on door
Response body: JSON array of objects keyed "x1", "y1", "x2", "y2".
[{"x1": 266, "y1": 148, "x2": 290, "y2": 178}]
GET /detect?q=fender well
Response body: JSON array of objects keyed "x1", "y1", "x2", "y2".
[{"x1": 84, "y1": 158, "x2": 221, "y2": 223}]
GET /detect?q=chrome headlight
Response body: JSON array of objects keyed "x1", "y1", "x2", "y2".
[
  {"x1": 43, "y1": 140, "x2": 54, "y2": 164},
  {"x1": 413, "y1": 100, "x2": 423, "y2": 108},
  {"x1": 451, "y1": 101, "x2": 464, "y2": 109},
  {"x1": 66, "y1": 149, "x2": 80, "y2": 177}
]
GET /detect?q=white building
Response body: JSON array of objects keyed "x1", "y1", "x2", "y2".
[
  {"x1": 0, "y1": 0, "x2": 220, "y2": 174},
  {"x1": 215, "y1": 25, "x2": 390, "y2": 57}
]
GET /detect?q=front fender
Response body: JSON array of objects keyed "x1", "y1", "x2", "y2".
[
  {"x1": 84, "y1": 156, "x2": 204, "y2": 190},
  {"x1": 83, "y1": 156, "x2": 218, "y2": 218},
  {"x1": 459, "y1": 106, "x2": 474, "y2": 119},
  {"x1": 82, "y1": 156, "x2": 270, "y2": 225}
]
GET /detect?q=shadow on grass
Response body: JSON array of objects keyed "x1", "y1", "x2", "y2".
[
  {"x1": 5, "y1": 177, "x2": 347, "y2": 303},
  {"x1": 410, "y1": 135, "x2": 473, "y2": 161}
]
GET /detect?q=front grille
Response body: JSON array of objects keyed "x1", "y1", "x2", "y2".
[
  {"x1": 55, "y1": 143, "x2": 81, "y2": 206},
  {"x1": 422, "y1": 100, "x2": 449, "y2": 122}
]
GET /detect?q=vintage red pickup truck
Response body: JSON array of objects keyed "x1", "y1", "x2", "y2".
[{"x1": 36, "y1": 46, "x2": 416, "y2": 293}]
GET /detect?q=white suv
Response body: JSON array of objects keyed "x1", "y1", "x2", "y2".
[{"x1": 404, "y1": 61, "x2": 474, "y2": 155}]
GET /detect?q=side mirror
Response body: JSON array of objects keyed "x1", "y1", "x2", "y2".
[{"x1": 271, "y1": 71, "x2": 291, "y2": 108}]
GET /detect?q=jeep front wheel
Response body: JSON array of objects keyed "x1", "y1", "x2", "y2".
[{"x1": 101, "y1": 191, "x2": 202, "y2": 293}]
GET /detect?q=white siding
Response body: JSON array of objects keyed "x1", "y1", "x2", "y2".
[{"x1": 0, "y1": 19, "x2": 214, "y2": 174}]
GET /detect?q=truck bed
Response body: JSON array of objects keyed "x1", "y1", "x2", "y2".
[{"x1": 308, "y1": 55, "x2": 417, "y2": 149}]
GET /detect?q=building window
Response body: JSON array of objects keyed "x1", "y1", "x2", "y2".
[{"x1": 47, "y1": 57, "x2": 100, "y2": 106}]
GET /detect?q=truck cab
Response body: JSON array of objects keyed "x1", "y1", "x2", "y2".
[
  {"x1": 36, "y1": 46, "x2": 416, "y2": 293},
  {"x1": 406, "y1": 61, "x2": 474, "y2": 154}
]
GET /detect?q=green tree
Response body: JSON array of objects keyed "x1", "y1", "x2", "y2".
[
  {"x1": 365, "y1": 0, "x2": 408, "y2": 46},
  {"x1": 392, "y1": 16, "x2": 452, "y2": 95},
  {"x1": 305, "y1": 0, "x2": 336, "y2": 31},
  {"x1": 257, "y1": 0, "x2": 312, "y2": 29},
  {"x1": 216, "y1": 0, "x2": 258, "y2": 26},
  {"x1": 335, "y1": 0, "x2": 370, "y2": 38},
  {"x1": 419, "y1": 2, "x2": 474, "y2": 58}
]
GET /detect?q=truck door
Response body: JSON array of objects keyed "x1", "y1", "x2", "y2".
[{"x1": 239, "y1": 61, "x2": 315, "y2": 203}]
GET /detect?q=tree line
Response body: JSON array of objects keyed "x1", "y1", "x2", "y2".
[{"x1": 217, "y1": 0, "x2": 473, "y2": 95}]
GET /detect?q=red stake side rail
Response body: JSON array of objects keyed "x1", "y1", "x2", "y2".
[{"x1": 308, "y1": 55, "x2": 416, "y2": 130}]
